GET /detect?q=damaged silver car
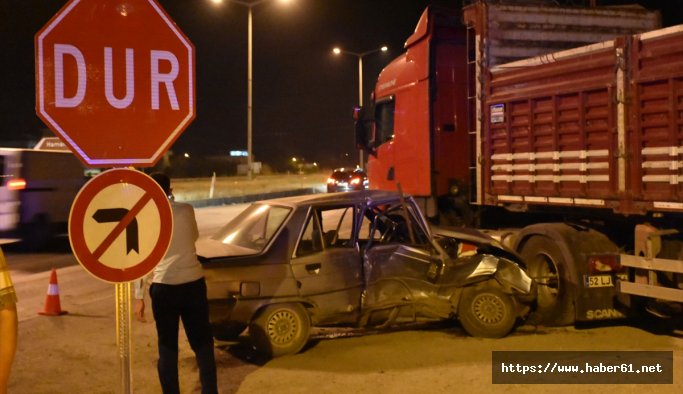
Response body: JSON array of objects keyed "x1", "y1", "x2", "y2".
[{"x1": 197, "y1": 190, "x2": 536, "y2": 357}]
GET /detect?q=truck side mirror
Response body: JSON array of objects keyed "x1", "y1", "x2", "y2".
[{"x1": 353, "y1": 106, "x2": 377, "y2": 157}]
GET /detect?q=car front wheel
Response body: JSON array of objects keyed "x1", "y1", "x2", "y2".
[
  {"x1": 249, "y1": 303, "x2": 310, "y2": 357},
  {"x1": 458, "y1": 283, "x2": 516, "y2": 338}
]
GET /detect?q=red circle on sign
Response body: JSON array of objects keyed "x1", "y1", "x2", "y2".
[{"x1": 69, "y1": 168, "x2": 173, "y2": 283}]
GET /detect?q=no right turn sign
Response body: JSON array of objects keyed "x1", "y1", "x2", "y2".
[{"x1": 68, "y1": 168, "x2": 173, "y2": 283}]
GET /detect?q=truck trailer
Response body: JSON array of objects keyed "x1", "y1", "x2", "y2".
[{"x1": 355, "y1": 0, "x2": 683, "y2": 325}]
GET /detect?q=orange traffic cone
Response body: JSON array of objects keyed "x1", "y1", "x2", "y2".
[{"x1": 39, "y1": 268, "x2": 68, "y2": 316}]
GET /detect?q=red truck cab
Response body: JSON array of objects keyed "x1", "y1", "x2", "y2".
[{"x1": 360, "y1": 7, "x2": 469, "y2": 217}]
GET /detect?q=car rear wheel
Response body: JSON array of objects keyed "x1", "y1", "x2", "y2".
[
  {"x1": 249, "y1": 303, "x2": 310, "y2": 357},
  {"x1": 458, "y1": 283, "x2": 516, "y2": 338}
]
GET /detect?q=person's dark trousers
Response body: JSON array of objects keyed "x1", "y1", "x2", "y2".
[{"x1": 150, "y1": 278, "x2": 218, "y2": 394}]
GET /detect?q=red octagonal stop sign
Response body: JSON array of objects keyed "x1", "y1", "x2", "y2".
[{"x1": 35, "y1": 0, "x2": 195, "y2": 167}]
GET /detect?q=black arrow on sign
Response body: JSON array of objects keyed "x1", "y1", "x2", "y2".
[{"x1": 93, "y1": 208, "x2": 139, "y2": 254}]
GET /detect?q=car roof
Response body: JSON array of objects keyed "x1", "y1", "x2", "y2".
[{"x1": 254, "y1": 189, "x2": 403, "y2": 208}]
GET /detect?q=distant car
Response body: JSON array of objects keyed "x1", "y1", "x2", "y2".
[
  {"x1": 197, "y1": 190, "x2": 536, "y2": 357},
  {"x1": 326, "y1": 168, "x2": 367, "y2": 192}
]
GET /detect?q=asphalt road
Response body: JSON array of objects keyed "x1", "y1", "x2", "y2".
[{"x1": 8, "y1": 272, "x2": 683, "y2": 394}]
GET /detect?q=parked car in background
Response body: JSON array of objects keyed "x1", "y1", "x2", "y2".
[
  {"x1": 197, "y1": 190, "x2": 536, "y2": 357},
  {"x1": 326, "y1": 167, "x2": 367, "y2": 192}
]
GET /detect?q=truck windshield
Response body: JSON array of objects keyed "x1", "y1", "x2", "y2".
[
  {"x1": 375, "y1": 99, "x2": 395, "y2": 146},
  {"x1": 211, "y1": 203, "x2": 291, "y2": 253}
]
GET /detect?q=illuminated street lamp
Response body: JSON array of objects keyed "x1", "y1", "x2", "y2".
[
  {"x1": 209, "y1": 0, "x2": 293, "y2": 180},
  {"x1": 332, "y1": 45, "x2": 388, "y2": 169}
]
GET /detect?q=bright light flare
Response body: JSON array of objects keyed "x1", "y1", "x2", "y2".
[{"x1": 7, "y1": 178, "x2": 26, "y2": 190}]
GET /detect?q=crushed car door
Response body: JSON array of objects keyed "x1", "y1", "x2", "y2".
[
  {"x1": 291, "y1": 204, "x2": 363, "y2": 325},
  {"x1": 361, "y1": 202, "x2": 452, "y2": 324}
]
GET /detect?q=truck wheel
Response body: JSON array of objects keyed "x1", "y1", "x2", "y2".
[
  {"x1": 520, "y1": 236, "x2": 574, "y2": 326},
  {"x1": 249, "y1": 303, "x2": 310, "y2": 357},
  {"x1": 458, "y1": 284, "x2": 516, "y2": 338}
]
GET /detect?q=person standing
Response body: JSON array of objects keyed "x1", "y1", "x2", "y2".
[
  {"x1": 134, "y1": 172, "x2": 218, "y2": 394},
  {"x1": 0, "y1": 246, "x2": 18, "y2": 394}
]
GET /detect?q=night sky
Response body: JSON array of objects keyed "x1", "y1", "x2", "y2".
[{"x1": 1, "y1": 0, "x2": 682, "y2": 172}]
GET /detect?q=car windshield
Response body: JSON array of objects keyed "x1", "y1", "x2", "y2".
[{"x1": 211, "y1": 203, "x2": 291, "y2": 254}]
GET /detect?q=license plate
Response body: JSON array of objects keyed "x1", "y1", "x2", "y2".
[{"x1": 584, "y1": 274, "x2": 627, "y2": 288}]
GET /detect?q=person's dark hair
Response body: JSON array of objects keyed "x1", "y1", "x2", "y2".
[{"x1": 150, "y1": 172, "x2": 171, "y2": 196}]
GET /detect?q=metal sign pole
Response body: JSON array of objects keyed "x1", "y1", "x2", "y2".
[
  {"x1": 68, "y1": 170, "x2": 173, "y2": 393},
  {"x1": 115, "y1": 282, "x2": 133, "y2": 394}
]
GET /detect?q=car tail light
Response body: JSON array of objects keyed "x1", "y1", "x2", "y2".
[
  {"x1": 350, "y1": 177, "x2": 361, "y2": 185},
  {"x1": 7, "y1": 178, "x2": 26, "y2": 190},
  {"x1": 587, "y1": 254, "x2": 623, "y2": 274},
  {"x1": 327, "y1": 178, "x2": 336, "y2": 184}
]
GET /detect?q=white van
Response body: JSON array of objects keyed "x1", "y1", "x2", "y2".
[{"x1": 0, "y1": 147, "x2": 90, "y2": 249}]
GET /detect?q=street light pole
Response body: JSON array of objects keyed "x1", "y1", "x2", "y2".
[
  {"x1": 333, "y1": 46, "x2": 388, "y2": 169},
  {"x1": 358, "y1": 55, "x2": 363, "y2": 107},
  {"x1": 211, "y1": 0, "x2": 292, "y2": 180},
  {"x1": 247, "y1": 6, "x2": 253, "y2": 180}
]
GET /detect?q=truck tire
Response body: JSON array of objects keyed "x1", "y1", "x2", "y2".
[
  {"x1": 458, "y1": 283, "x2": 516, "y2": 338},
  {"x1": 249, "y1": 303, "x2": 310, "y2": 358},
  {"x1": 520, "y1": 236, "x2": 575, "y2": 326}
]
